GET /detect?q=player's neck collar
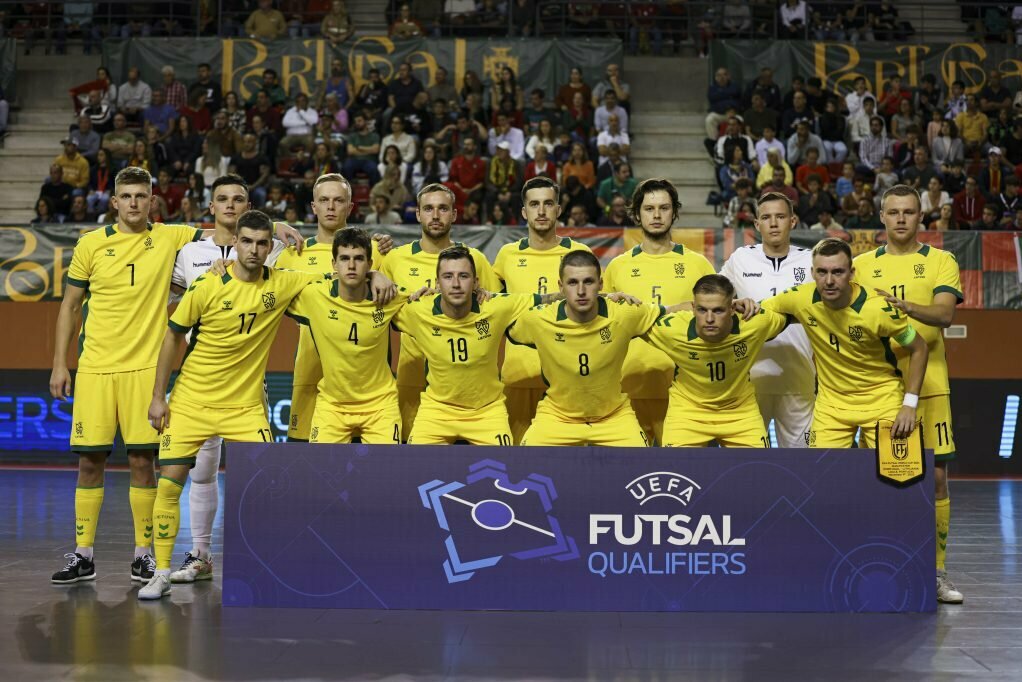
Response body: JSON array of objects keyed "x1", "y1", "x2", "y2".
[
  {"x1": 556, "y1": 297, "x2": 607, "y2": 321},
  {"x1": 813, "y1": 283, "x2": 866, "y2": 312},
  {"x1": 686, "y1": 314, "x2": 739, "y2": 341},
  {"x1": 877, "y1": 243, "x2": 928, "y2": 257},
  {"x1": 432, "y1": 293, "x2": 479, "y2": 316},
  {"x1": 105, "y1": 222, "x2": 153, "y2": 236}
]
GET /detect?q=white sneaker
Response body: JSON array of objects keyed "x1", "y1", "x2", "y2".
[
  {"x1": 170, "y1": 552, "x2": 214, "y2": 583},
  {"x1": 937, "y1": 570, "x2": 964, "y2": 604},
  {"x1": 137, "y1": 573, "x2": 171, "y2": 601}
]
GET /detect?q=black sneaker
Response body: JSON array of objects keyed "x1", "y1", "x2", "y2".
[
  {"x1": 130, "y1": 554, "x2": 156, "y2": 582},
  {"x1": 51, "y1": 553, "x2": 96, "y2": 584}
]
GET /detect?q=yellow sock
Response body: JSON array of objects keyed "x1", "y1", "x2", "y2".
[
  {"x1": 936, "y1": 496, "x2": 950, "y2": 571},
  {"x1": 153, "y1": 477, "x2": 184, "y2": 571},
  {"x1": 74, "y1": 486, "x2": 104, "y2": 549},
  {"x1": 129, "y1": 485, "x2": 158, "y2": 550}
]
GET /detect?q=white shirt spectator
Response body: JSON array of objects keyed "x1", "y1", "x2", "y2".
[
  {"x1": 779, "y1": 1, "x2": 809, "y2": 28},
  {"x1": 117, "y1": 79, "x2": 152, "y2": 110},
  {"x1": 844, "y1": 90, "x2": 873, "y2": 119},
  {"x1": 593, "y1": 104, "x2": 629, "y2": 134},
  {"x1": 488, "y1": 125, "x2": 526, "y2": 160},
  {"x1": 755, "y1": 137, "x2": 786, "y2": 166},
  {"x1": 364, "y1": 210, "x2": 403, "y2": 225},
  {"x1": 195, "y1": 155, "x2": 231, "y2": 189},
  {"x1": 377, "y1": 161, "x2": 410, "y2": 186},
  {"x1": 379, "y1": 133, "x2": 417, "y2": 165},
  {"x1": 444, "y1": 0, "x2": 475, "y2": 17},
  {"x1": 411, "y1": 160, "x2": 450, "y2": 193},
  {"x1": 525, "y1": 135, "x2": 558, "y2": 161},
  {"x1": 920, "y1": 190, "x2": 952, "y2": 216},
  {"x1": 283, "y1": 105, "x2": 319, "y2": 136}
]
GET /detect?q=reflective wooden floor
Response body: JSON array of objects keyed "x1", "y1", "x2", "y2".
[{"x1": 1, "y1": 468, "x2": 1020, "y2": 681}]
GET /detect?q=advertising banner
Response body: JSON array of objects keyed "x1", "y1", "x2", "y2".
[{"x1": 223, "y1": 443, "x2": 935, "y2": 612}]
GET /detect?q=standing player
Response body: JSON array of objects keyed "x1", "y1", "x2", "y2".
[
  {"x1": 493, "y1": 176, "x2": 593, "y2": 443},
  {"x1": 854, "y1": 184, "x2": 965, "y2": 604},
  {"x1": 49, "y1": 166, "x2": 203, "y2": 584},
  {"x1": 508, "y1": 250, "x2": 664, "y2": 447},
  {"x1": 380, "y1": 183, "x2": 500, "y2": 440},
  {"x1": 275, "y1": 173, "x2": 388, "y2": 443},
  {"x1": 286, "y1": 227, "x2": 407, "y2": 444},
  {"x1": 761, "y1": 238, "x2": 929, "y2": 448},
  {"x1": 602, "y1": 178, "x2": 715, "y2": 445},
  {"x1": 140, "y1": 211, "x2": 324, "y2": 600},
  {"x1": 720, "y1": 191, "x2": 816, "y2": 448},
  {"x1": 646, "y1": 275, "x2": 789, "y2": 447},
  {"x1": 397, "y1": 246, "x2": 545, "y2": 445}
]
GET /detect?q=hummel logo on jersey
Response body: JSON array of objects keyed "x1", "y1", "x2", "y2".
[
  {"x1": 914, "y1": 264, "x2": 925, "y2": 277},
  {"x1": 372, "y1": 309, "x2": 385, "y2": 325},
  {"x1": 518, "y1": 258, "x2": 528, "y2": 267},
  {"x1": 410, "y1": 267, "x2": 420, "y2": 277},
  {"x1": 555, "y1": 332, "x2": 565, "y2": 342},
  {"x1": 431, "y1": 326, "x2": 441, "y2": 336},
  {"x1": 262, "y1": 292, "x2": 276, "y2": 310},
  {"x1": 793, "y1": 267, "x2": 806, "y2": 283},
  {"x1": 688, "y1": 351, "x2": 700, "y2": 360},
  {"x1": 308, "y1": 256, "x2": 318, "y2": 266},
  {"x1": 631, "y1": 268, "x2": 640, "y2": 277},
  {"x1": 328, "y1": 309, "x2": 338, "y2": 320},
  {"x1": 733, "y1": 342, "x2": 748, "y2": 359},
  {"x1": 848, "y1": 325, "x2": 863, "y2": 341},
  {"x1": 476, "y1": 319, "x2": 491, "y2": 338},
  {"x1": 873, "y1": 269, "x2": 883, "y2": 278},
  {"x1": 806, "y1": 315, "x2": 818, "y2": 327},
  {"x1": 742, "y1": 272, "x2": 762, "y2": 278},
  {"x1": 599, "y1": 327, "x2": 612, "y2": 344},
  {"x1": 673, "y1": 263, "x2": 685, "y2": 277},
  {"x1": 105, "y1": 248, "x2": 115, "y2": 257},
  {"x1": 193, "y1": 261, "x2": 212, "y2": 269},
  {"x1": 222, "y1": 300, "x2": 233, "y2": 310}
]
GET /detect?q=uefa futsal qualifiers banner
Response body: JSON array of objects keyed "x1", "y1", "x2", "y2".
[
  {"x1": 223, "y1": 443, "x2": 935, "y2": 612},
  {"x1": 711, "y1": 40, "x2": 1022, "y2": 95},
  {"x1": 101, "y1": 36, "x2": 621, "y2": 103},
  {"x1": 2, "y1": 224, "x2": 1019, "y2": 307}
]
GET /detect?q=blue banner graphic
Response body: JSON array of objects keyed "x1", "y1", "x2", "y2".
[{"x1": 223, "y1": 444, "x2": 936, "y2": 612}]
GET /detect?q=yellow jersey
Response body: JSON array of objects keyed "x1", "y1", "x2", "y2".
[
  {"x1": 395, "y1": 293, "x2": 540, "y2": 409},
  {"x1": 285, "y1": 279, "x2": 407, "y2": 409},
  {"x1": 602, "y1": 244, "x2": 716, "y2": 399},
  {"x1": 761, "y1": 282, "x2": 918, "y2": 410},
  {"x1": 645, "y1": 309, "x2": 789, "y2": 410},
  {"x1": 169, "y1": 266, "x2": 318, "y2": 408},
  {"x1": 493, "y1": 236, "x2": 592, "y2": 388},
  {"x1": 66, "y1": 222, "x2": 202, "y2": 373},
  {"x1": 380, "y1": 239, "x2": 499, "y2": 387},
  {"x1": 853, "y1": 244, "x2": 962, "y2": 397},
  {"x1": 507, "y1": 299, "x2": 664, "y2": 420}
]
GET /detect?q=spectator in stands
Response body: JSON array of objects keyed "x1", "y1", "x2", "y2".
[
  {"x1": 797, "y1": 174, "x2": 836, "y2": 228},
  {"x1": 929, "y1": 202, "x2": 956, "y2": 231},
  {"x1": 40, "y1": 165, "x2": 73, "y2": 219},
  {"x1": 594, "y1": 91, "x2": 629, "y2": 136},
  {"x1": 932, "y1": 119, "x2": 964, "y2": 172},
  {"x1": 251, "y1": 114, "x2": 279, "y2": 166},
  {"x1": 82, "y1": 89, "x2": 113, "y2": 134},
  {"x1": 977, "y1": 204, "x2": 1002, "y2": 230},
  {"x1": 844, "y1": 77, "x2": 871, "y2": 118},
  {"x1": 920, "y1": 175, "x2": 951, "y2": 223},
  {"x1": 322, "y1": 93, "x2": 350, "y2": 134},
  {"x1": 33, "y1": 196, "x2": 60, "y2": 224},
  {"x1": 206, "y1": 111, "x2": 244, "y2": 158},
  {"x1": 945, "y1": 80, "x2": 967, "y2": 120},
  {"x1": 705, "y1": 67, "x2": 741, "y2": 140},
  {"x1": 719, "y1": 146, "x2": 754, "y2": 201},
  {"x1": 877, "y1": 75, "x2": 910, "y2": 122},
  {"x1": 722, "y1": 178, "x2": 755, "y2": 228},
  {"x1": 835, "y1": 161, "x2": 855, "y2": 201},
  {"x1": 159, "y1": 66, "x2": 187, "y2": 111},
  {"x1": 559, "y1": 92, "x2": 591, "y2": 144},
  {"x1": 446, "y1": 137, "x2": 486, "y2": 209},
  {"x1": 562, "y1": 142, "x2": 597, "y2": 190},
  {"x1": 401, "y1": 91, "x2": 434, "y2": 140},
  {"x1": 815, "y1": 97, "x2": 847, "y2": 163},
  {"x1": 594, "y1": 115, "x2": 628, "y2": 166},
  {"x1": 943, "y1": 159, "x2": 966, "y2": 195},
  {"x1": 280, "y1": 92, "x2": 319, "y2": 157},
  {"x1": 166, "y1": 115, "x2": 202, "y2": 176},
  {"x1": 378, "y1": 144, "x2": 410, "y2": 186},
  {"x1": 914, "y1": 74, "x2": 944, "y2": 122},
  {"x1": 69, "y1": 115, "x2": 101, "y2": 163},
  {"x1": 759, "y1": 165, "x2": 798, "y2": 204},
  {"x1": 848, "y1": 94, "x2": 877, "y2": 148},
  {"x1": 386, "y1": 62, "x2": 425, "y2": 125},
  {"x1": 901, "y1": 147, "x2": 937, "y2": 190},
  {"x1": 953, "y1": 176, "x2": 985, "y2": 228},
  {"x1": 247, "y1": 91, "x2": 284, "y2": 136},
  {"x1": 143, "y1": 90, "x2": 177, "y2": 139},
  {"x1": 353, "y1": 69, "x2": 387, "y2": 125},
  {"x1": 102, "y1": 113, "x2": 136, "y2": 164},
  {"x1": 742, "y1": 67, "x2": 781, "y2": 111},
  {"x1": 488, "y1": 113, "x2": 525, "y2": 161},
  {"x1": 555, "y1": 67, "x2": 591, "y2": 112},
  {"x1": 596, "y1": 162, "x2": 637, "y2": 212},
  {"x1": 562, "y1": 175, "x2": 598, "y2": 224},
  {"x1": 527, "y1": 119, "x2": 558, "y2": 161},
  {"x1": 786, "y1": 119, "x2": 823, "y2": 167},
  {"x1": 390, "y1": 3, "x2": 425, "y2": 39},
  {"x1": 115, "y1": 67, "x2": 150, "y2": 125},
  {"x1": 598, "y1": 195, "x2": 635, "y2": 227},
  {"x1": 714, "y1": 116, "x2": 755, "y2": 167},
  {"x1": 980, "y1": 70, "x2": 1013, "y2": 116},
  {"x1": 246, "y1": 0, "x2": 287, "y2": 39},
  {"x1": 54, "y1": 139, "x2": 90, "y2": 194},
  {"x1": 87, "y1": 148, "x2": 114, "y2": 216},
  {"x1": 219, "y1": 91, "x2": 247, "y2": 132},
  {"x1": 955, "y1": 94, "x2": 990, "y2": 156},
  {"x1": 873, "y1": 156, "x2": 899, "y2": 196},
  {"x1": 379, "y1": 115, "x2": 416, "y2": 165},
  {"x1": 592, "y1": 63, "x2": 630, "y2": 111},
  {"x1": 247, "y1": 69, "x2": 288, "y2": 108},
  {"x1": 629, "y1": 1, "x2": 663, "y2": 56},
  {"x1": 844, "y1": 197, "x2": 881, "y2": 229},
  {"x1": 811, "y1": 4, "x2": 846, "y2": 40},
  {"x1": 979, "y1": 147, "x2": 1012, "y2": 197},
  {"x1": 596, "y1": 143, "x2": 623, "y2": 183},
  {"x1": 342, "y1": 112, "x2": 382, "y2": 184},
  {"x1": 153, "y1": 168, "x2": 184, "y2": 218},
  {"x1": 780, "y1": 91, "x2": 815, "y2": 139},
  {"x1": 566, "y1": 203, "x2": 595, "y2": 228},
  {"x1": 523, "y1": 89, "x2": 557, "y2": 138},
  {"x1": 742, "y1": 93, "x2": 779, "y2": 141},
  {"x1": 464, "y1": 92, "x2": 489, "y2": 130},
  {"x1": 261, "y1": 182, "x2": 288, "y2": 219},
  {"x1": 363, "y1": 194, "x2": 402, "y2": 225},
  {"x1": 992, "y1": 176, "x2": 1022, "y2": 222},
  {"x1": 231, "y1": 133, "x2": 272, "y2": 205},
  {"x1": 857, "y1": 116, "x2": 890, "y2": 174},
  {"x1": 371, "y1": 164, "x2": 412, "y2": 213},
  {"x1": 412, "y1": 142, "x2": 449, "y2": 193},
  {"x1": 435, "y1": 111, "x2": 486, "y2": 162},
  {"x1": 756, "y1": 148, "x2": 792, "y2": 189},
  {"x1": 779, "y1": 0, "x2": 809, "y2": 38},
  {"x1": 178, "y1": 89, "x2": 212, "y2": 135},
  {"x1": 844, "y1": 1, "x2": 875, "y2": 42},
  {"x1": 754, "y1": 125, "x2": 786, "y2": 167},
  {"x1": 320, "y1": 0, "x2": 354, "y2": 44},
  {"x1": 890, "y1": 98, "x2": 921, "y2": 143},
  {"x1": 313, "y1": 116, "x2": 343, "y2": 159},
  {"x1": 138, "y1": 132, "x2": 165, "y2": 173},
  {"x1": 487, "y1": 66, "x2": 522, "y2": 114},
  {"x1": 989, "y1": 108, "x2": 1013, "y2": 153},
  {"x1": 191, "y1": 62, "x2": 222, "y2": 113},
  {"x1": 794, "y1": 147, "x2": 830, "y2": 193},
  {"x1": 525, "y1": 145, "x2": 555, "y2": 182},
  {"x1": 485, "y1": 141, "x2": 521, "y2": 212},
  {"x1": 196, "y1": 141, "x2": 231, "y2": 188}
]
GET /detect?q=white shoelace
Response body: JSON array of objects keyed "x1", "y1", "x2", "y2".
[{"x1": 62, "y1": 553, "x2": 82, "y2": 570}]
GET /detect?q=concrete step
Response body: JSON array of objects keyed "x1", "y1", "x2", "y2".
[
  {"x1": 0, "y1": 180, "x2": 46, "y2": 199},
  {"x1": 2, "y1": 210, "x2": 37, "y2": 223},
  {"x1": 6, "y1": 122, "x2": 71, "y2": 134},
  {"x1": 631, "y1": 112, "x2": 706, "y2": 131},
  {"x1": 0, "y1": 160, "x2": 52, "y2": 181},
  {"x1": 14, "y1": 109, "x2": 76, "y2": 127},
  {"x1": 3, "y1": 135, "x2": 65, "y2": 151},
  {"x1": 630, "y1": 132, "x2": 708, "y2": 157}
]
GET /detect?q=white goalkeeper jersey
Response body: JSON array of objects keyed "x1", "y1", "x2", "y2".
[
  {"x1": 172, "y1": 235, "x2": 287, "y2": 290},
  {"x1": 719, "y1": 243, "x2": 816, "y2": 396}
]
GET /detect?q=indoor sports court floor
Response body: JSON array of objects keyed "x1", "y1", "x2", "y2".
[{"x1": 2, "y1": 467, "x2": 1021, "y2": 681}]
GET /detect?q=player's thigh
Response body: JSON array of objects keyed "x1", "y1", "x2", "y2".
[
  {"x1": 590, "y1": 406, "x2": 648, "y2": 447},
  {"x1": 808, "y1": 403, "x2": 858, "y2": 448},
  {"x1": 461, "y1": 403, "x2": 513, "y2": 447},
  {"x1": 397, "y1": 384, "x2": 423, "y2": 442},
  {"x1": 159, "y1": 398, "x2": 216, "y2": 467},
  {"x1": 919, "y1": 394, "x2": 956, "y2": 461},
  {"x1": 630, "y1": 398, "x2": 667, "y2": 446},
  {"x1": 357, "y1": 401, "x2": 403, "y2": 445},
  {"x1": 70, "y1": 372, "x2": 118, "y2": 452},
  {"x1": 309, "y1": 401, "x2": 355, "y2": 443},
  {"x1": 856, "y1": 401, "x2": 904, "y2": 451},
  {"x1": 521, "y1": 412, "x2": 587, "y2": 447},
  {"x1": 408, "y1": 400, "x2": 457, "y2": 445},
  {"x1": 755, "y1": 392, "x2": 780, "y2": 426},
  {"x1": 662, "y1": 415, "x2": 716, "y2": 448},
  {"x1": 190, "y1": 436, "x2": 223, "y2": 482},
  {"x1": 116, "y1": 367, "x2": 160, "y2": 450},
  {"x1": 287, "y1": 383, "x2": 318, "y2": 441},
  {"x1": 220, "y1": 405, "x2": 274, "y2": 445},
  {"x1": 773, "y1": 393, "x2": 815, "y2": 449},
  {"x1": 718, "y1": 410, "x2": 770, "y2": 448}
]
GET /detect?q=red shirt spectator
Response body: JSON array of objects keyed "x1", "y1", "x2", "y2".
[
  {"x1": 178, "y1": 105, "x2": 212, "y2": 134},
  {"x1": 953, "y1": 180, "x2": 985, "y2": 228},
  {"x1": 795, "y1": 161, "x2": 831, "y2": 191},
  {"x1": 153, "y1": 173, "x2": 185, "y2": 217},
  {"x1": 525, "y1": 158, "x2": 556, "y2": 181}
]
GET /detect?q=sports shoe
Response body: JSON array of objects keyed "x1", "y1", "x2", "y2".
[
  {"x1": 131, "y1": 554, "x2": 156, "y2": 582},
  {"x1": 51, "y1": 553, "x2": 97, "y2": 584},
  {"x1": 137, "y1": 573, "x2": 171, "y2": 601},
  {"x1": 937, "y1": 570, "x2": 964, "y2": 604},
  {"x1": 170, "y1": 552, "x2": 214, "y2": 583}
]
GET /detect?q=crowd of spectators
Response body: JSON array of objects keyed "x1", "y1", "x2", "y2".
[
  {"x1": 38, "y1": 56, "x2": 637, "y2": 228},
  {"x1": 705, "y1": 65, "x2": 1022, "y2": 230}
]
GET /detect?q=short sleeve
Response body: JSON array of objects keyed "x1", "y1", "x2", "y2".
[
  {"x1": 759, "y1": 309, "x2": 789, "y2": 340},
  {"x1": 761, "y1": 286, "x2": 801, "y2": 314},
  {"x1": 693, "y1": 253, "x2": 716, "y2": 278},
  {"x1": 602, "y1": 259, "x2": 619, "y2": 293},
  {"x1": 171, "y1": 251, "x2": 186, "y2": 289},
  {"x1": 473, "y1": 251, "x2": 501, "y2": 293},
  {"x1": 621, "y1": 302, "x2": 664, "y2": 337},
  {"x1": 506, "y1": 307, "x2": 539, "y2": 347},
  {"x1": 379, "y1": 249, "x2": 398, "y2": 281},
  {"x1": 934, "y1": 252, "x2": 963, "y2": 303},
  {"x1": 167, "y1": 223, "x2": 203, "y2": 250},
  {"x1": 506, "y1": 292, "x2": 541, "y2": 320},
  {"x1": 66, "y1": 239, "x2": 92, "y2": 288},
  {"x1": 392, "y1": 298, "x2": 422, "y2": 336},
  {"x1": 285, "y1": 286, "x2": 310, "y2": 325},
  {"x1": 169, "y1": 277, "x2": 208, "y2": 333},
  {"x1": 492, "y1": 247, "x2": 508, "y2": 286},
  {"x1": 642, "y1": 313, "x2": 675, "y2": 350},
  {"x1": 877, "y1": 300, "x2": 911, "y2": 340}
]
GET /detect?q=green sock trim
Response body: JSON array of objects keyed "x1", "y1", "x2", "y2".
[
  {"x1": 76, "y1": 484, "x2": 105, "y2": 489},
  {"x1": 130, "y1": 484, "x2": 159, "y2": 489},
  {"x1": 159, "y1": 475, "x2": 186, "y2": 488}
]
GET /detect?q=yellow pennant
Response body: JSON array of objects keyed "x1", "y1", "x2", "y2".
[{"x1": 875, "y1": 419, "x2": 925, "y2": 487}]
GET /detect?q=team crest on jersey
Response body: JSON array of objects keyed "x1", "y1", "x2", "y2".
[
  {"x1": 262, "y1": 292, "x2": 276, "y2": 310},
  {"x1": 74, "y1": 422, "x2": 83, "y2": 437},
  {"x1": 310, "y1": 427, "x2": 319, "y2": 441},
  {"x1": 372, "y1": 309, "x2": 385, "y2": 325},
  {"x1": 806, "y1": 430, "x2": 815, "y2": 446},
  {"x1": 914, "y1": 264, "x2": 925, "y2": 277},
  {"x1": 518, "y1": 258, "x2": 528, "y2": 267},
  {"x1": 688, "y1": 351, "x2": 700, "y2": 360},
  {"x1": 432, "y1": 326, "x2": 441, "y2": 336},
  {"x1": 793, "y1": 267, "x2": 806, "y2": 283},
  {"x1": 806, "y1": 315, "x2": 818, "y2": 327},
  {"x1": 631, "y1": 268, "x2": 641, "y2": 277},
  {"x1": 673, "y1": 263, "x2": 685, "y2": 277},
  {"x1": 475, "y1": 319, "x2": 491, "y2": 338},
  {"x1": 329, "y1": 309, "x2": 338, "y2": 320},
  {"x1": 105, "y1": 248, "x2": 115, "y2": 257},
  {"x1": 291, "y1": 414, "x2": 298, "y2": 427},
  {"x1": 733, "y1": 342, "x2": 748, "y2": 359},
  {"x1": 848, "y1": 325, "x2": 863, "y2": 341},
  {"x1": 161, "y1": 434, "x2": 171, "y2": 449},
  {"x1": 873, "y1": 268, "x2": 882, "y2": 278},
  {"x1": 599, "y1": 327, "x2": 612, "y2": 344},
  {"x1": 555, "y1": 332, "x2": 565, "y2": 342},
  {"x1": 144, "y1": 236, "x2": 153, "y2": 250},
  {"x1": 222, "y1": 300, "x2": 233, "y2": 310}
]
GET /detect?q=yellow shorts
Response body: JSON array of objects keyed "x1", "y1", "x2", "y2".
[
  {"x1": 630, "y1": 398, "x2": 668, "y2": 446},
  {"x1": 808, "y1": 399, "x2": 903, "y2": 450},
  {"x1": 503, "y1": 386, "x2": 546, "y2": 445},
  {"x1": 521, "y1": 400, "x2": 648, "y2": 447},
  {"x1": 397, "y1": 384, "x2": 424, "y2": 443},
  {"x1": 287, "y1": 336, "x2": 323, "y2": 441},
  {"x1": 310, "y1": 396, "x2": 401, "y2": 445},
  {"x1": 919, "y1": 394, "x2": 956, "y2": 461},
  {"x1": 71, "y1": 368, "x2": 159, "y2": 453},
  {"x1": 663, "y1": 404, "x2": 767, "y2": 448},
  {"x1": 159, "y1": 396, "x2": 272, "y2": 466},
  {"x1": 287, "y1": 383, "x2": 318, "y2": 442},
  {"x1": 409, "y1": 395, "x2": 513, "y2": 445}
]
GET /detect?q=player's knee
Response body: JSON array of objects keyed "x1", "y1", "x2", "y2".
[{"x1": 77, "y1": 453, "x2": 106, "y2": 483}]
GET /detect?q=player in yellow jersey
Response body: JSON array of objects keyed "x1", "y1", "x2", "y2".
[
  {"x1": 508, "y1": 250, "x2": 665, "y2": 447},
  {"x1": 395, "y1": 246, "x2": 549, "y2": 445},
  {"x1": 761, "y1": 238, "x2": 929, "y2": 448},
  {"x1": 493, "y1": 177, "x2": 593, "y2": 443},
  {"x1": 140, "y1": 211, "x2": 326, "y2": 600},
  {"x1": 286, "y1": 228, "x2": 407, "y2": 444},
  {"x1": 602, "y1": 178, "x2": 716, "y2": 444},
  {"x1": 274, "y1": 173, "x2": 390, "y2": 442},
  {"x1": 380, "y1": 183, "x2": 500, "y2": 440},
  {"x1": 854, "y1": 184, "x2": 965, "y2": 604},
  {"x1": 49, "y1": 166, "x2": 203, "y2": 585},
  {"x1": 646, "y1": 274, "x2": 789, "y2": 447}
]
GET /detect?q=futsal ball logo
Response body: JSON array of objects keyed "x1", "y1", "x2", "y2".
[{"x1": 419, "y1": 459, "x2": 579, "y2": 583}]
